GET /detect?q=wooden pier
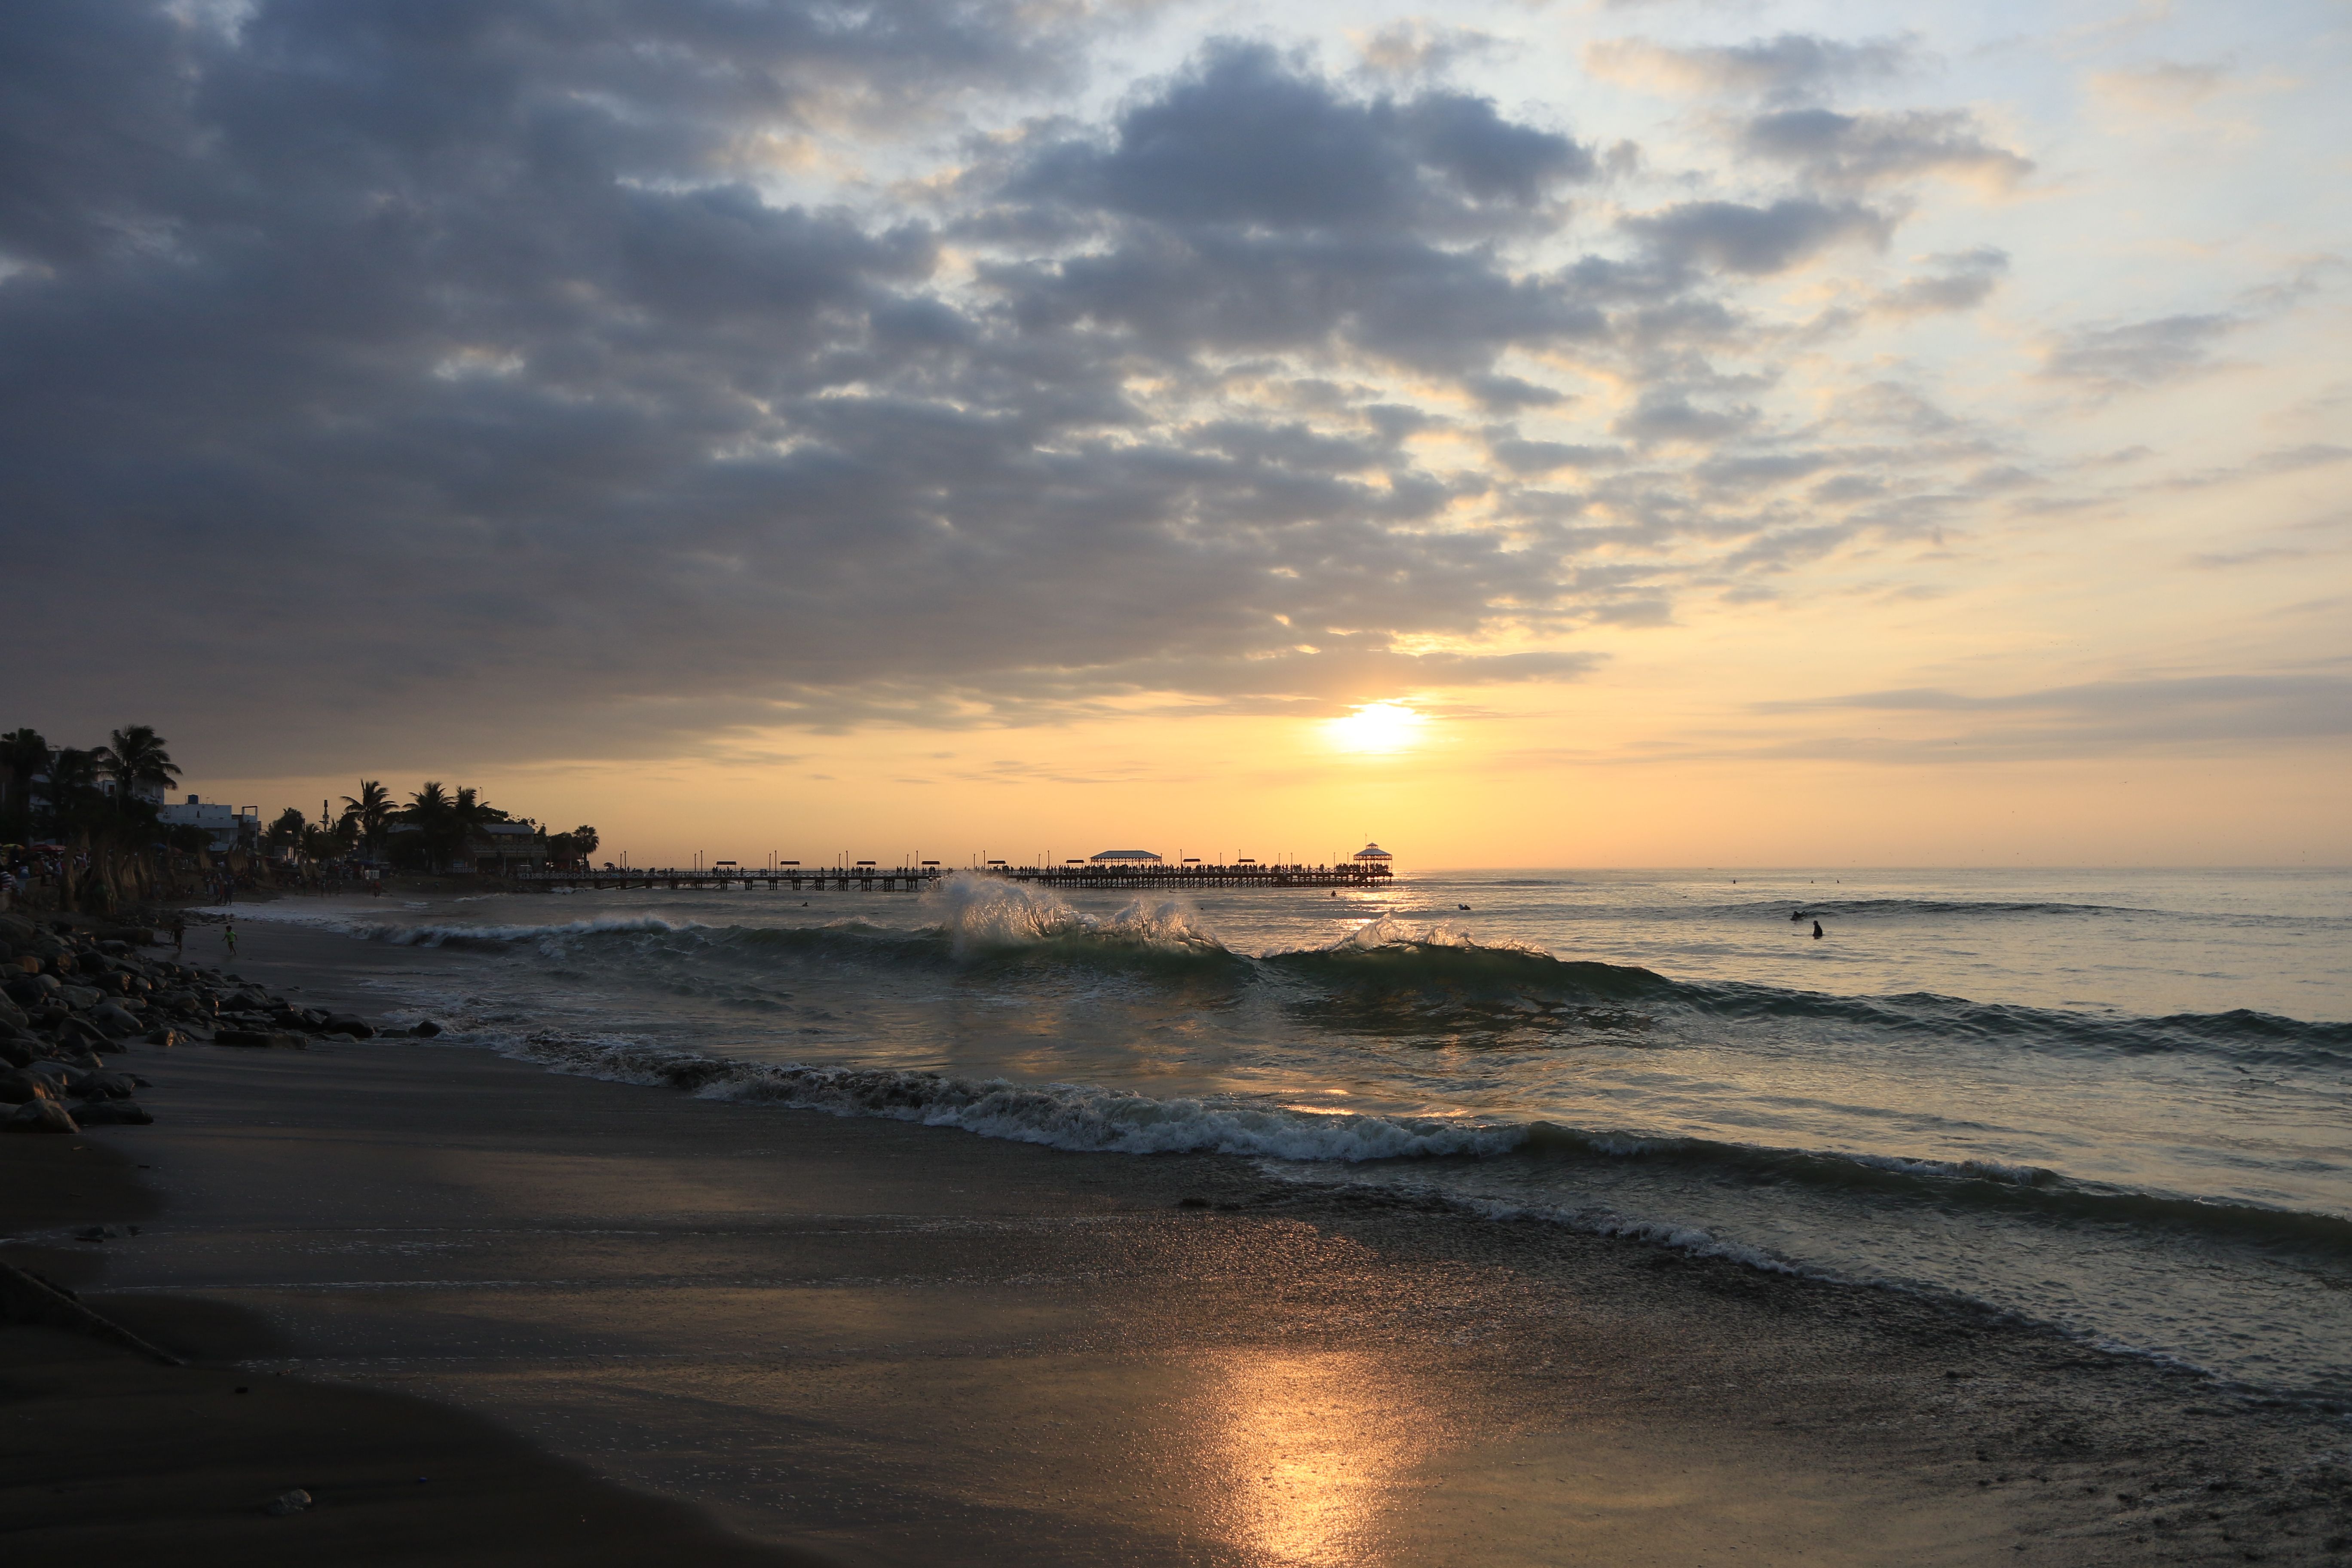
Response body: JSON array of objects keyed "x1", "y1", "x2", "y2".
[{"x1": 516, "y1": 862, "x2": 1393, "y2": 894}]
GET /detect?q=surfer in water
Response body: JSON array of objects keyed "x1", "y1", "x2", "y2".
[{"x1": 1811, "y1": 921, "x2": 1825, "y2": 940}]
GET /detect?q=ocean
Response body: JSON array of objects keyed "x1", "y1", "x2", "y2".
[{"x1": 234, "y1": 866, "x2": 2352, "y2": 1402}]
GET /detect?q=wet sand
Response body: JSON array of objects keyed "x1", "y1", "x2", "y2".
[{"x1": 7, "y1": 920, "x2": 2349, "y2": 1564}]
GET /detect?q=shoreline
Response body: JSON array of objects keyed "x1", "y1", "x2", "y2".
[{"x1": 6, "y1": 918, "x2": 2351, "y2": 1563}]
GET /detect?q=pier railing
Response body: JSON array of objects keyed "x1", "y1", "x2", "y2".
[{"x1": 514, "y1": 863, "x2": 1393, "y2": 892}]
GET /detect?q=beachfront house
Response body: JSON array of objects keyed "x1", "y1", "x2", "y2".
[
  {"x1": 467, "y1": 821, "x2": 547, "y2": 876},
  {"x1": 156, "y1": 795, "x2": 261, "y2": 854}
]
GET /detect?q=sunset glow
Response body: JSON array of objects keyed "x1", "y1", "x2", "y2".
[{"x1": 1325, "y1": 702, "x2": 1426, "y2": 756}]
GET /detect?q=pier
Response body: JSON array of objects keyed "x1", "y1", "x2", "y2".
[{"x1": 516, "y1": 861, "x2": 1393, "y2": 893}]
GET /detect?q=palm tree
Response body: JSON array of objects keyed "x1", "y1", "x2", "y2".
[
  {"x1": 398, "y1": 781, "x2": 467, "y2": 871},
  {"x1": 43, "y1": 747, "x2": 104, "y2": 832},
  {"x1": 99, "y1": 725, "x2": 181, "y2": 810},
  {"x1": 340, "y1": 780, "x2": 395, "y2": 857},
  {"x1": 263, "y1": 806, "x2": 308, "y2": 856}
]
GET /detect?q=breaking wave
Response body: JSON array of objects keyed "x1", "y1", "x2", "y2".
[
  {"x1": 463, "y1": 1028, "x2": 2352, "y2": 1257},
  {"x1": 321, "y1": 878, "x2": 2352, "y2": 1069}
]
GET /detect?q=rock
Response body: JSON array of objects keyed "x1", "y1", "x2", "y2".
[
  {"x1": 87, "y1": 1003, "x2": 143, "y2": 1038},
  {"x1": 410, "y1": 1019, "x2": 443, "y2": 1038},
  {"x1": 0, "y1": 1040, "x2": 31, "y2": 1071},
  {"x1": 0, "y1": 992, "x2": 24, "y2": 1027},
  {"x1": 0, "y1": 1072, "x2": 59, "y2": 1104},
  {"x1": 3, "y1": 977, "x2": 50, "y2": 1008},
  {"x1": 0, "y1": 912, "x2": 34, "y2": 945},
  {"x1": 56, "y1": 984, "x2": 102, "y2": 1011},
  {"x1": 70, "y1": 1069, "x2": 137, "y2": 1099},
  {"x1": 3, "y1": 1100, "x2": 79, "y2": 1134},
  {"x1": 144, "y1": 1027, "x2": 187, "y2": 1048},
  {"x1": 71, "y1": 1099, "x2": 153, "y2": 1126},
  {"x1": 213, "y1": 1029, "x2": 306, "y2": 1050},
  {"x1": 263, "y1": 1488, "x2": 312, "y2": 1516},
  {"x1": 54, "y1": 1016, "x2": 110, "y2": 1051},
  {"x1": 324, "y1": 1013, "x2": 377, "y2": 1039}
]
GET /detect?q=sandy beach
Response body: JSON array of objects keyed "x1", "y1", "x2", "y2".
[{"x1": 0, "y1": 918, "x2": 2343, "y2": 1564}]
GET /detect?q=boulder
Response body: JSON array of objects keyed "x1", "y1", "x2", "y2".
[
  {"x1": 0, "y1": 993, "x2": 24, "y2": 1027},
  {"x1": 410, "y1": 1019, "x2": 443, "y2": 1038},
  {"x1": 3, "y1": 977, "x2": 49, "y2": 1008},
  {"x1": 0, "y1": 1072, "x2": 58, "y2": 1104},
  {"x1": 56, "y1": 984, "x2": 102, "y2": 1011},
  {"x1": 69, "y1": 1069, "x2": 138, "y2": 1100},
  {"x1": 54, "y1": 1017, "x2": 110, "y2": 1051},
  {"x1": 324, "y1": 1013, "x2": 376, "y2": 1039},
  {"x1": 3, "y1": 1100, "x2": 78, "y2": 1134},
  {"x1": 213, "y1": 1029, "x2": 306, "y2": 1050},
  {"x1": 70, "y1": 1099, "x2": 153, "y2": 1126},
  {"x1": 143, "y1": 1027, "x2": 187, "y2": 1048},
  {"x1": 87, "y1": 1003, "x2": 143, "y2": 1038},
  {"x1": 0, "y1": 1040, "x2": 32, "y2": 1070}
]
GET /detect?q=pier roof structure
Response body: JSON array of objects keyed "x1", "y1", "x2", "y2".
[{"x1": 1088, "y1": 849, "x2": 1162, "y2": 862}]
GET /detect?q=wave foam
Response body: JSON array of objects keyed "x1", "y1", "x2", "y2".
[{"x1": 502, "y1": 1031, "x2": 1519, "y2": 1160}]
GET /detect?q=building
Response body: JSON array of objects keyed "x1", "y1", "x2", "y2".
[
  {"x1": 1351, "y1": 842, "x2": 1393, "y2": 865},
  {"x1": 156, "y1": 795, "x2": 260, "y2": 854},
  {"x1": 1087, "y1": 849, "x2": 1163, "y2": 864},
  {"x1": 467, "y1": 821, "x2": 547, "y2": 875}
]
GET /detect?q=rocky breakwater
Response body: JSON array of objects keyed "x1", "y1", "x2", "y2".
[{"x1": 0, "y1": 911, "x2": 413, "y2": 1136}]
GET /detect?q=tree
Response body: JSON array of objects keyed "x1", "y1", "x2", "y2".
[
  {"x1": 395, "y1": 781, "x2": 493, "y2": 871},
  {"x1": 340, "y1": 780, "x2": 395, "y2": 857},
  {"x1": 98, "y1": 725, "x2": 181, "y2": 811},
  {"x1": 547, "y1": 824, "x2": 600, "y2": 869},
  {"x1": 264, "y1": 806, "x2": 308, "y2": 855},
  {"x1": 43, "y1": 748, "x2": 106, "y2": 836},
  {"x1": 0, "y1": 728, "x2": 46, "y2": 837}
]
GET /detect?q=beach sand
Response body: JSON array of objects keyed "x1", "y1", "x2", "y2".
[{"x1": 5, "y1": 920, "x2": 2347, "y2": 1564}]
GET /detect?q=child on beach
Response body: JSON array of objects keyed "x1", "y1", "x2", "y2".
[{"x1": 223, "y1": 919, "x2": 237, "y2": 957}]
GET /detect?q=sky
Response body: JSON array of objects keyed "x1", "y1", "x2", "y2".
[{"x1": 4, "y1": 0, "x2": 2346, "y2": 867}]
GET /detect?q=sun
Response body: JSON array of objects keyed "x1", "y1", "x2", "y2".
[{"x1": 1326, "y1": 701, "x2": 1426, "y2": 754}]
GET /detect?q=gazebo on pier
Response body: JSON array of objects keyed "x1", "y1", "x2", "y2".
[{"x1": 1351, "y1": 842, "x2": 1393, "y2": 865}]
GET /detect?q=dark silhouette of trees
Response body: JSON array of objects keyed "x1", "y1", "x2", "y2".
[
  {"x1": 340, "y1": 780, "x2": 395, "y2": 857},
  {"x1": 99, "y1": 725, "x2": 181, "y2": 812}
]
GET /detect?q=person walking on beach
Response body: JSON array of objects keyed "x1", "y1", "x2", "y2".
[
  {"x1": 223, "y1": 918, "x2": 237, "y2": 958},
  {"x1": 170, "y1": 914, "x2": 185, "y2": 955}
]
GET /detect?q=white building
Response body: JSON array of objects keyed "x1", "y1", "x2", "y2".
[{"x1": 156, "y1": 795, "x2": 259, "y2": 853}]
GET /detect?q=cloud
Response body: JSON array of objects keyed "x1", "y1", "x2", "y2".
[
  {"x1": 1585, "y1": 33, "x2": 1915, "y2": 103},
  {"x1": 1761, "y1": 673, "x2": 2352, "y2": 759},
  {"x1": 1611, "y1": 393, "x2": 1758, "y2": 444},
  {"x1": 1871, "y1": 247, "x2": 2009, "y2": 317},
  {"x1": 1, "y1": 3, "x2": 2276, "y2": 786},
  {"x1": 1743, "y1": 109, "x2": 2032, "y2": 192},
  {"x1": 2089, "y1": 61, "x2": 2230, "y2": 116},
  {"x1": 1622, "y1": 198, "x2": 1893, "y2": 275},
  {"x1": 1003, "y1": 42, "x2": 1593, "y2": 235},
  {"x1": 2040, "y1": 312, "x2": 2240, "y2": 392},
  {"x1": 1354, "y1": 21, "x2": 1503, "y2": 80}
]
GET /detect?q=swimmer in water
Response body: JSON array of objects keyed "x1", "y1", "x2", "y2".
[{"x1": 1811, "y1": 921, "x2": 1824, "y2": 940}]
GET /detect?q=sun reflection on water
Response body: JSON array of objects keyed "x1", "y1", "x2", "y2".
[{"x1": 1193, "y1": 1350, "x2": 1421, "y2": 1566}]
